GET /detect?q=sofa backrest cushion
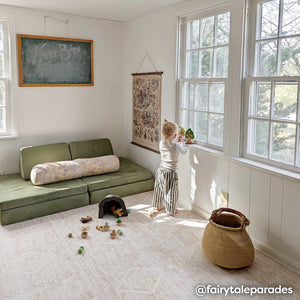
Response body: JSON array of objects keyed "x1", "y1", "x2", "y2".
[
  {"x1": 20, "y1": 143, "x2": 72, "y2": 180},
  {"x1": 69, "y1": 138, "x2": 114, "y2": 159}
]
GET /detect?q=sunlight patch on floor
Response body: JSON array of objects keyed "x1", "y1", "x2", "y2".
[
  {"x1": 153, "y1": 219, "x2": 167, "y2": 223},
  {"x1": 129, "y1": 204, "x2": 152, "y2": 210},
  {"x1": 176, "y1": 219, "x2": 208, "y2": 228}
]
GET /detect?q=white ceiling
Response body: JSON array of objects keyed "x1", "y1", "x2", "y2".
[{"x1": 0, "y1": 0, "x2": 186, "y2": 22}]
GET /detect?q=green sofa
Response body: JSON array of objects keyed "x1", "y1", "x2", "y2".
[{"x1": 0, "y1": 138, "x2": 154, "y2": 225}]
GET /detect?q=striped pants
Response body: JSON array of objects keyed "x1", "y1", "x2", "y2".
[{"x1": 152, "y1": 167, "x2": 178, "y2": 215}]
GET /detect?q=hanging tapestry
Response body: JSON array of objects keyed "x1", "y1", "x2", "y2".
[{"x1": 131, "y1": 72, "x2": 162, "y2": 153}]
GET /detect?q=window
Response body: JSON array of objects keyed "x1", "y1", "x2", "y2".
[
  {"x1": 0, "y1": 19, "x2": 11, "y2": 136},
  {"x1": 178, "y1": 7, "x2": 231, "y2": 149},
  {"x1": 245, "y1": 0, "x2": 300, "y2": 170}
]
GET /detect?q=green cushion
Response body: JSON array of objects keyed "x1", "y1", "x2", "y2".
[
  {"x1": 20, "y1": 143, "x2": 71, "y2": 180},
  {"x1": 89, "y1": 178, "x2": 154, "y2": 204},
  {"x1": 69, "y1": 138, "x2": 113, "y2": 159},
  {"x1": 81, "y1": 158, "x2": 153, "y2": 192},
  {"x1": 0, "y1": 174, "x2": 87, "y2": 210},
  {"x1": 1, "y1": 193, "x2": 89, "y2": 225}
]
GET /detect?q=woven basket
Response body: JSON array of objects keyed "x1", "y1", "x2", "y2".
[{"x1": 202, "y1": 208, "x2": 255, "y2": 269}]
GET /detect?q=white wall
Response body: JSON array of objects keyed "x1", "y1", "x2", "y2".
[
  {"x1": 123, "y1": 7, "x2": 178, "y2": 173},
  {"x1": 186, "y1": 148, "x2": 300, "y2": 272},
  {"x1": 123, "y1": 0, "x2": 300, "y2": 273},
  {"x1": 0, "y1": 5, "x2": 124, "y2": 174}
]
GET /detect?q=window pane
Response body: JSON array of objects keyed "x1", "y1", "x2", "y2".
[
  {"x1": 195, "y1": 111, "x2": 207, "y2": 142},
  {"x1": 271, "y1": 122, "x2": 295, "y2": 164},
  {"x1": 186, "y1": 50, "x2": 199, "y2": 78},
  {"x1": 208, "y1": 114, "x2": 223, "y2": 146},
  {"x1": 181, "y1": 82, "x2": 194, "y2": 109},
  {"x1": 281, "y1": 0, "x2": 300, "y2": 36},
  {"x1": 248, "y1": 119, "x2": 269, "y2": 157},
  {"x1": 217, "y1": 12, "x2": 230, "y2": 45},
  {"x1": 0, "y1": 81, "x2": 5, "y2": 105},
  {"x1": 195, "y1": 83, "x2": 208, "y2": 110},
  {"x1": 273, "y1": 83, "x2": 297, "y2": 121},
  {"x1": 181, "y1": 109, "x2": 194, "y2": 130},
  {"x1": 257, "y1": 0, "x2": 279, "y2": 39},
  {"x1": 256, "y1": 40, "x2": 277, "y2": 76},
  {"x1": 280, "y1": 37, "x2": 300, "y2": 76},
  {"x1": 0, "y1": 107, "x2": 5, "y2": 133},
  {"x1": 200, "y1": 16, "x2": 214, "y2": 47},
  {"x1": 210, "y1": 83, "x2": 224, "y2": 113},
  {"x1": 215, "y1": 46, "x2": 229, "y2": 78},
  {"x1": 0, "y1": 24, "x2": 3, "y2": 51},
  {"x1": 200, "y1": 49, "x2": 213, "y2": 77},
  {"x1": 250, "y1": 82, "x2": 271, "y2": 118},
  {"x1": 0, "y1": 53, "x2": 3, "y2": 77},
  {"x1": 189, "y1": 20, "x2": 200, "y2": 49}
]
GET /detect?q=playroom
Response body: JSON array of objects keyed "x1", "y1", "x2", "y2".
[{"x1": 0, "y1": 0, "x2": 299, "y2": 299}]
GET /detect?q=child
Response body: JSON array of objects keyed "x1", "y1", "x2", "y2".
[{"x1": 152, "y1": 119, "x2": 187, "y2": 215}]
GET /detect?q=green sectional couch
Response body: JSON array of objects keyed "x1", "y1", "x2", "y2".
[{"x1": 0, "y1": 138, "x2": 154, "y2": 225}]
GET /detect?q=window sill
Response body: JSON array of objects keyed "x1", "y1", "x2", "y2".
[
  {"x1": 0, "y1": 134, "x2": 18, "y2": 140},
  {"x1": 188, "y1": 144, "x2": 300, "y2": 183}
]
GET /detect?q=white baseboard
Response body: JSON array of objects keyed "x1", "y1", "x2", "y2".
[
  {"x1": 252, "y1": 238, "x2": 300, "y2": 275},
  {"x1": 178, "y1": 199, "x2": 192, "y2": 210},
  {"x1": 191, "y1": 204, "x2": 211, "y2": 220},
  {"x1": 191, "y1": 205, "x2": 300, "y2": 275}
]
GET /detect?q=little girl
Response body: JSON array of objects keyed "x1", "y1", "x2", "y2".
[{"x1": 152, "y1": 119, "x2": 187, "y2": 216}]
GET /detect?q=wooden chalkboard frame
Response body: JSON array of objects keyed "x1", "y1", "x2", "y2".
[{"x1": 17, "y1": 34, "x2": 94, "y2": 87}]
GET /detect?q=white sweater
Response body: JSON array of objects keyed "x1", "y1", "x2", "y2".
[{"x1": 159, "y1": 140, "x2": 187, "y2": 171}]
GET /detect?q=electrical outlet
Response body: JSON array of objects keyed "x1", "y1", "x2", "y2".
[{"x1": 221, "y1": 191, "x2": 229, "y2": 207}]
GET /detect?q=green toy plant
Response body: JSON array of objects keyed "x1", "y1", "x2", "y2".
[
  {"x1": 116, "y1": 219, "x2": 122, "y2": 223},
  {"x1": 178, "y1": 126, "x2": 185, "y2": 136},
  {"x1": 185, "y1": 128, "x2": 194, "y2": 139}
]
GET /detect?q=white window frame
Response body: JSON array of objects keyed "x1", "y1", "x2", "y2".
[
  {"x1": 177, "y1": 3, "x2": 232, "y2": 152},
  {"x1": 0, "y1": 18, "x2": 12, "y2": 137},
  {"x1": 243, "y1": 0, "x2": 300, "y2": 173}
]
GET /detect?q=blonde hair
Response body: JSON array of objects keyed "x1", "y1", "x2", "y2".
[{"x1": 162, "y1": 119, "x2": 178, "y2": 140}]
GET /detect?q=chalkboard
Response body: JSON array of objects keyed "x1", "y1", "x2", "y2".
[{"x1": 18, "y1": 34, "x2": 93, "y2": 86}]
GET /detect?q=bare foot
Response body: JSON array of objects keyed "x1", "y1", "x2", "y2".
[
  {"x1": 168, "y1": 209, "x2": 178, "y2": 216},
  {"x1": 156, "y1": 206, "x2": 165, "y2": 211}
]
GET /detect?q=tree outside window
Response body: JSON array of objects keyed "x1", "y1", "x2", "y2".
[{"x1": 247, "y1": 0, "x2": 300, "y2": 168}]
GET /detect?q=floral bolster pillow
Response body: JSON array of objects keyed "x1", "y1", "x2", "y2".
[{"x1": 30, "y1": 155, "x2": 120, "y2": 185}]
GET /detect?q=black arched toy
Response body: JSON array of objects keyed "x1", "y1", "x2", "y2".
[{"x1": 98, "y1": 195, "x2": 128, "y2": 218}]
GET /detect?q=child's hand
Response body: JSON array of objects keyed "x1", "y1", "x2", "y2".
[{"x1": 177, "y1": 135, "x2": 182, "y2": 142}]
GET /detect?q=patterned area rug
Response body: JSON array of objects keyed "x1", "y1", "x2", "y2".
[{"x1": 0, "y1": 191, "x2": 299, "y2": 300}]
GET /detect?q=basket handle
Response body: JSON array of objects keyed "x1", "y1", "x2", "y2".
[{"x1": 210, "y1": 207, "x2": 250, "y2": 227}]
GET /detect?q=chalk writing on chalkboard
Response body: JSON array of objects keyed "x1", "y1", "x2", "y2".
[{"x1": 18, "y1": 34, "x2": 94, "y2": 86}]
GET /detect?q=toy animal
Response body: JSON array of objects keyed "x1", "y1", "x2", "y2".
[
  {"x1": 111, "y1": 206, "x2": 124, "y2": 218},
  {"x1": 80, "y1": 216, "x2": 92, "y2": 223}
]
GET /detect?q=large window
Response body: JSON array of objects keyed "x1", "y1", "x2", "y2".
[
  {"x1": 0, "y1": 19, "x2": 11, "y2": 136},
  {"x1": 178, "y1": 7, "x2": 231, "y2": 149},
  {"x1": 245, "y1": 0, "x2": 300, "y2": 170}
]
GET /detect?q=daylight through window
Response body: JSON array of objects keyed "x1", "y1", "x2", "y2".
[
  {"x1": 179, "y1": 9, "x2": 231, "y2": 149},
  {"x1": 246, "y1": 0, "x2": 300, "y2": 169},
  {"x1": 0, "y1": 19, "x2": 11, "y2": 136}
]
